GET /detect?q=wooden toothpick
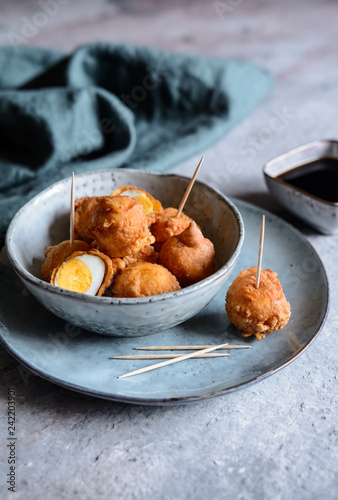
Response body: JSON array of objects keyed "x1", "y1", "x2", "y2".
[
  {"x1": 111, "y1": 353, "x2": 230, "y2": 360},
  {"x1": 255, "y1": 214, "x2": 265, "y2": 288},
  {"x1": 176, "y1": 155, "x2": 205, "y2": 218},
  {"x1": 118, "y1": 342, "x2": 229, "y2": 379},
  {"x1": 134, "y1": 344, "x2": 251, "y2": 351},
  {"x1": 70, "y1": 172, "x2": 75, "y2": 245}
]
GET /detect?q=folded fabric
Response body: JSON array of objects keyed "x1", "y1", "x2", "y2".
[{"x1": 0, "y1": 42, "x2": 272, "y2": 233}]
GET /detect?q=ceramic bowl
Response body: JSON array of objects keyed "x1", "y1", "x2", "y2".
[
  {"x1": 264, "y1": 139, "x2": 338, "y2": 234},
  {"x1": 6, "y1": 169, "x2": 244, "y2": 337}
]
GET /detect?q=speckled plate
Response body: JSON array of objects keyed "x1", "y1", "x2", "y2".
[{"x1": 0, "y1": 199, "x2": 329, "y2": 405}]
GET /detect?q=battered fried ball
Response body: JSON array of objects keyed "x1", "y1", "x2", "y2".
[
  {"x1": 74, "y1": 196, "x2": 99, "y2": 243},
  {"x1": 111, "y1": 185, "x2": 163, "y2": 225},
  {"x1": 159, "y1": 222, "x2": 215, "y2": 286},
  {"x1": 225, "y1": 266, "x2": 291, "y2": 341},
  {"x1": 87, "y1": 196, "x2": 155, "y2": 258},
  {"x1": 151, "y1": 207, "x2": 195, "y2": 251},
  {"x1": 112, "y1": 262, "x2": 181, "y2": 297},
  {"x1": 41, "y1": 239, "x2": 90, "y2": 281}
]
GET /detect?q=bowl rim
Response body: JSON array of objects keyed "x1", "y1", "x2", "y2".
[
  {"x1": 6, "y1": 168, "x2": 245, "y2": 304},
  {"x1": 263, "y1": 139, "x2": 338, "y2": 208}
]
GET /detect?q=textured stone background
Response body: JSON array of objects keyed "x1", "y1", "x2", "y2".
[{"x1": 0, "y1": 1, "x2": 337, "y2": 499}]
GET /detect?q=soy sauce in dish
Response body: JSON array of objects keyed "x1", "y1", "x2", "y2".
[{"x1": 278, "y1": 157, "x2": 338, "y2": 203}]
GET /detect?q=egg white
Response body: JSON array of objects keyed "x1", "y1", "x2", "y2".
[{"x1": 119, "y1": 189, "x2": 147, "y2": 200}]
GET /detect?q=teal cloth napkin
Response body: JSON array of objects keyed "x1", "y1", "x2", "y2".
[{"x1": 0, "y1": 42, "x2": 272, "y2": 233}]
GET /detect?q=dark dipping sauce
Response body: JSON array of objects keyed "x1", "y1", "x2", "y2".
[{"x1": 278, "y1": 157, "x2": 338, "y2": 203}]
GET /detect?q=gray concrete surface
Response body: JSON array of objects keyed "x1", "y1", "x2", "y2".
[{"x1": 0, "y1": 1, "x2": 337, "y2": 499}]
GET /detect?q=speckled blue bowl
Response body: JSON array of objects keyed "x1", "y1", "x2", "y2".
[{"x1": 5, "y1": 169, "x2": 244, "y2": 337}]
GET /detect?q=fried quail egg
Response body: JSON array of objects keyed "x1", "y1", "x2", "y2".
[{"x1": 53, "y1": 254, "x2": 105, "y2": 295}]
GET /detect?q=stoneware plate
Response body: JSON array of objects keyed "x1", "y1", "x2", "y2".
[{"x1": 0, "y1": 199, "x2": 329, "y2": 405}]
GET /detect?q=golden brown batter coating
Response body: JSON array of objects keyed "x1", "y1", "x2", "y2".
[
  {"x1": 123, "y1": 245, "x2": 159, "y2": 267},
  {"x1": 74, "y1": 196, "x2": 99, "y2": 243},
  {"x1": 112, "y1": 262, "x2": 180, "y2": 297},
  {"x1": 225, "y1": 266, "x2": 291, "y2": 340},
  {"x1": 41, "y1": 239, "x2": 90, "y2": 281},
  {"x1": 159, "y1": 222, "x2": 215, "y2": 286},
  {"x1": 151, "y1": 207, "x2": 195, "y2": 251},
  {"x1": 87, "y1": 196, "x2": 155, "y2": 258}
]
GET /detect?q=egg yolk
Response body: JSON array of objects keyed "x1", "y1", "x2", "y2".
[
  {"x1": 134, "y1": 195, "x2": 153, "y2": 215},
  {"x1": 120, "y1": 190, "x2": 154, "y2": 215},
  {"x1": 56, "y1": 260, "x2": 92, "y2": 293}
]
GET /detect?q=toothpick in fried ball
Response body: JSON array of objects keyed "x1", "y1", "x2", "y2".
[{"x1": 225, "y1": 266, "x2": 291, "y2": 341}]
